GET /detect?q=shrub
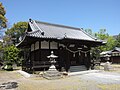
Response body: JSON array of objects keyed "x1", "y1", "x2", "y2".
[{"x1": 3, "y1": 45, "x2": 20, "y2": 66}]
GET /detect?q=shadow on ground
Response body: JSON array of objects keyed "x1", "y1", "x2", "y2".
[{"x1": 0, "y1": 82, "x2": 18, "y2": 89}]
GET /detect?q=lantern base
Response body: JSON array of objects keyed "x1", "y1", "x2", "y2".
[{"x1": 43, "y1": 65, "x2": 62, "y2": 80}]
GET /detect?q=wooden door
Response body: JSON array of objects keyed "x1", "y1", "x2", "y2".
[{"x1": 69, "y1": 52, "x2": 79, "y2": 66}]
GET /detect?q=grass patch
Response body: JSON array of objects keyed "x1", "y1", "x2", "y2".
[
  {"x1": 109, "y1": 64, "x2": 120, "y2": 73},
  {"x1": 94, "y1": 66, "x2": 101, "y2": 70},
  {"x1": 111, "y1": 64, "x2": 120, "y2": 67},
  {"x1": 99, "y1": 63, "x2": 120, "y2": 73},
  {"x1": 18, "y1": 83, "x2": 36, "y2": 90},
  {"x1": 0, "y1": 70, "x2": 22, "y2": 79},
  {"x1": 98, "y1": 84, "x2": 120, "y2": 90},
  {"x1": 13, "y1": 72, "x2": 23, "y2": 78}
]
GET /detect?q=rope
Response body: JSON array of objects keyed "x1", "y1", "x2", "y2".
[{"x1": 65, "y1": 47, "x2": 90, "y2": 57}]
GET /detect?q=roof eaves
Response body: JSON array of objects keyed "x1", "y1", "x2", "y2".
[
  {"x1": 27, "y1": 35, "x2": 57, "y2": 39},
  {"x1": 113, "y1": 47, "x2": 120, "y2": 52},
  {"x1": 27, "y1": 30, "x2": 40, "y2": 34},
  {"x1": 16, "y1": 34, "x2": 27, "y2": 47},
  {"x1": 29, "y1": 19, "x2": 45, "y2": 35},
  {"x1": 63, "y1": 37, "x2": 102, "y2": 43},
  {"x1": 26, "y1": 32, "x2": 102, "y2": 43}
]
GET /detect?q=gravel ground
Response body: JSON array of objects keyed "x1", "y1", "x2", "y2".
[
  {"x1": 0, "y1": 68, "x2": 120, "y2": 90},
  {"x1": 78, "y1": 71, "x2": 120, "y2": 84},
  {"x1": 0, "y1": 71, "x2": 99, "y2": 90}
]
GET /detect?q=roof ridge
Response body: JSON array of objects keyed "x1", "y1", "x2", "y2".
[
  {"x1": 80, "y1": 29, "x2": 97, "y2": 40},
  {"x1": 34, "y1": 20, "x2": 81, "y2": 30}
]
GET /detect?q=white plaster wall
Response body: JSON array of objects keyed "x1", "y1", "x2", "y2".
[
  {"x1": 50, "y1": 41, "x2": 58, "y2": 49},
  {"x1": 35, "y1": 41, "x2": 39, "y2": 50},
  {"x1": 41, "y1": 41, "x2": 49, "y2": 49},
  {"x1": 31, "y1": 44, "x2": 34, "y2": 51}
]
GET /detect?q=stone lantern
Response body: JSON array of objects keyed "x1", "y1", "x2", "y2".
[
  {"x1": 47, "y1": 51, "x2": 58, "y2": 64},
  {"x1": 43, "y1": 51, "x2": 62, "y2": 79},
  {"x1": 104, "y1": 54, "x2": 112, "y2": 71},
  {"x1": 105, "y1": 54, "x2": 111, "y2": 61}
]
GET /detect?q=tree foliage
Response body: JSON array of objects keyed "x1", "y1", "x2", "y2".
[
  {"x1": 3, "y1": 45, "x2": 20, "y2": 65},
  {"x1": 0, "y1": 2, "x2": 7, "y2": 29},
  {"x1": 85, "y1": 28, "x2": 117, "y2": 61},
  {"x1": 0, "y1": 41, "x2": 3, "y2": 51},
  {"x1": 0, "y1": 41, "x2": 3, "y2": 61},
  {"x1": 95, "y1": 29, "x2": 116, "y2": 52},
  {"x1": 84, "y1": 29, "x2": 93, "y2": 36},
  {"x1": 3, "y1": 35, "x2": 12, "y2": 46},
  {"x1": 116, "y1": 33, "x2": 120, "y2": 47},
  {"x1": 85, "y1": 29, "x2": 116, "y2": 52},
  {"x1": 95, "y1": 29, "x2": 109, "y2": 40},
  {"x1": 4, "y1": 22, "x2": 28, "y2": 44}
]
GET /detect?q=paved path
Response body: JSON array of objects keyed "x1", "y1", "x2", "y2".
[{"x1": 78, "y1": 71, "x2": 120, "y2": 84}]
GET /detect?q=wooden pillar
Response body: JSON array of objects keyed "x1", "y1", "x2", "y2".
[
  {"x1": 65, "y1": 47, "x2": 70, "y2": 72},
  {"x1": 87, "y1": 51, "x2": 91, "y2": 70},
  {"x1": 34, "y1": 43, "x2": 35, "y2": 62},
  {"x1": 22, "y1": 48, "x2": 26, "y2": 71},
  {"x1": 31, "y1": 43, "x2": 35, "y2": 73},
  {"x1": 39, "y1": 41, "x2": 41, "y2": 61},
  {"x1": 83, "y1": 47, "x2": 91, "y2": 70},
  {"x1": 49, "y1": 41, "x2": 50, "y2": 52}
]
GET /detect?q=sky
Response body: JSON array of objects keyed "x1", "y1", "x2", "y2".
[{"x1": 1, "y1": 0, "x2": 120, "y2": 35}]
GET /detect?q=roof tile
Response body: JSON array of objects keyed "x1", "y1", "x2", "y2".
[{"x1": 27, "y1": 20, "x2": 98, "y2": 42}]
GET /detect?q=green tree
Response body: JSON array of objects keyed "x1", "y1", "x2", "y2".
[
  {"x1": 95, "y1": 29, "x2": 109, "y2": 40},
  {"x1": 4, "y1": 22, "x2": 28, "y2": 44},
  {"x1": 95, "y1": 29, "x2": 116, "y2": 52},
  {"x1": 0, "y1": 41, "x2": 3, "y2": 51},
  {"x1": 0, "y1": 2, "x2": 7, "y2": 29},
  {"x1": 0, "y1": 41, "x2": 3, "y2": 62},
  {"x1": 4, "y1": 45, "x2": 20, "y2": 65},
  {"x1": 85, "y1": 29, "x2": 93, "y2": 35},
  {"x1": 105, "y1": 36, "x2": 117, "y2": 50},
  {"x1": 116, "y1": 33, "x2": 120, "y2": 47},
  {"x1": 3, "y1": 35, "x2": 12, "y2": 46},
  {"x1": 88, "y1": 29, "x2": 116, "y2": 63}
]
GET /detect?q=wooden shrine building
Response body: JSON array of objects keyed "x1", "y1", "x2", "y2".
[{"x1": 17, "y1": 19, "x2": 103, "y2": 73}]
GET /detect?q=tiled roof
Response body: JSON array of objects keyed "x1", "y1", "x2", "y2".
[
  {"x1": 100, "y1": 47, "x2": 120, "y2": 55},
  {"x1": 27, "y1": 19, "x2": 100, "y2": 42},
  {"x1": 100, "y1": 50, "x2": 112, "y2": 55},
  {"x1": 113, "y1": 47, "x2": 120, "y2": 52}
]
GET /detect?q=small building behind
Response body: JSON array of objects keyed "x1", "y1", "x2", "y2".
[{"x1": 100, "y1": 47, "x2": 120, "y2": 63}]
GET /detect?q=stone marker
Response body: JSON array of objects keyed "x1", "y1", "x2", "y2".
[{"x1": 104, "y1": 61, "x2": 112, "y2": 71}]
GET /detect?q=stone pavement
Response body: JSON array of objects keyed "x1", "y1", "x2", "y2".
[{"x1": 77, "y1": 71, "x2": 120, "y2": 84}]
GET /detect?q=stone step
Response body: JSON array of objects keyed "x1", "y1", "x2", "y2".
[{"x1": 69, "y1": 65, "x2": 87, "y2": 72}]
